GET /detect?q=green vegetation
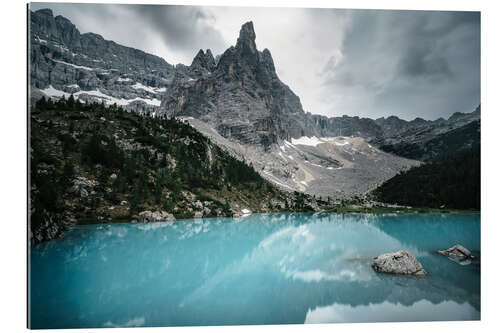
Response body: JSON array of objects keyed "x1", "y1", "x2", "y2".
[
  {"x1": 373, "y1": 146, "x2": 480, "y2": 210},
  {"x1": 30, "y1": 97, "x2": 316, "y2": 244},
  {"x1": 30, "y1": 96, "x2": 477, "y2": 246}
]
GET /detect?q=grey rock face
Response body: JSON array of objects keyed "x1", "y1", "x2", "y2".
[
  {"x1": 437, "y1": 244, "x2": 472, "y2": 259},
  {"x1": 29, "y1": 9, "x2": 174, "y2": 114},
  {"x1": 191, "y1": 49, "x2": 216, "y2": 73},
  {"x1": 372, "y1": 250, "x2": 427, "y2": 276},
  {"x1": 375, "y1": 115, "x2": 414, "y2": 137},
  {"x1": 311, "y1": 114, "x2": 384, "y2": 140},
  {"x1": 159, "y1": 21, "x2": 319, "y2": 147}
]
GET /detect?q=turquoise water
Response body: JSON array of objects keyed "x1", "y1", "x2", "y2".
[{"x1": 29, "y1": 213, "x2": 480, "y2": 328}]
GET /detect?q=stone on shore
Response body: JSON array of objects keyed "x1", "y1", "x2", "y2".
[
  {"x1": 437, "y1": 244, "x2": 472, "y2": 259},
  {"x1": 137, "y1": 210, "x2": 176, "y2": 222},
  {"x1": 372, "y1": 250, "x2": 427, "y2": 276}
]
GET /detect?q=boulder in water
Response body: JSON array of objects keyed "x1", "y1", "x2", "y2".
[
  {"x1": 437, "y1": 244, "x2": 473, "y2": 259},
  {"x1": 372, "y1": 250, "x2": 427, "y2": 276}
]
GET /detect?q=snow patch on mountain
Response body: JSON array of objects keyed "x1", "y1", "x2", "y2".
[
  {"x1": 291, "y1": 136, "x2": 324, "y2": 147},
  {"x1": 52, "y1": 59, "x2": 94, "y2": 71},
  {"x1": 291, "y1": 136, "x2": 352, "y2": 147},
  {"x1": 40, "y1": 85, "x2": 161, "y2": 107}
]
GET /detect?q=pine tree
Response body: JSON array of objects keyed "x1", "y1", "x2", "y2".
[
  {"x1": 67, "y1": 94, "x2": 75, "y2": 109},
  {"x1": 61, "y1": 160, "x2": 75, "y2": 190}
]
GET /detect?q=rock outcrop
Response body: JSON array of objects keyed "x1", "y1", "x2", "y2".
[
  {"x1": 372, "y1": 250, "x2": 427, "y2": 276},
  {"x1": 30, "y1": 211, "x2": 65, "y2": 246},
  {"x1": 69, "y1": 177, "x2": 99, "y2": 198},
  {"x1": 437, "y1": 244, "x2": 473, "y2": 259}
]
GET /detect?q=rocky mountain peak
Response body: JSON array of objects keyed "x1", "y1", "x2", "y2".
[
  {"x1": 236, "y1": 21, "x2": 257, "y2": 55},
  {"x1": 446, "y1": 106, "x2": 480, "y2": 125},
  {"x1": 260, "y1": 48, "x2": 276, "y2": 72},
  {"x1": 35, "y1": 8, "x2": 53, "y2": 16},
  {"x1": 237, "y1": 21, "x2": 256, "y2": 43},
  {"x1": 31, "y1": 8, "x2": 58, "y2": 40},
  {"x1": 190, "y1": 49, "x2": 216, "y2": 72},
  {"x1": 159, "y1": 20, "x2": 320, "y2": 146}
]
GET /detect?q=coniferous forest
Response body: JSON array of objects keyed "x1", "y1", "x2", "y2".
[
  {"x1": 373, "y1": 146, "x2": 480, "y2": 209},
  {"x1": 30, "y1": 97, "x2": 318, "y2": 244}
]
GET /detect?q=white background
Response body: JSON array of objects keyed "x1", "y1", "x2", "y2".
[{"x1": 0, "y1": 0, "x2": 498, "y2": 332}]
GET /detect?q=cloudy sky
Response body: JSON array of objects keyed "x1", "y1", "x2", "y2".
[{"x1": 30, "y1": 2, "x2": 480, "y2": 120}]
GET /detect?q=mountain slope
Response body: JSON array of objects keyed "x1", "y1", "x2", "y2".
[
  {"x1": 30, "y1": 9, "x2": 481, "y2": 149},
  {"x1": 30, "y1": 8, "x2": 174, "y2": 114},
  {"x1": 373, "y1": 146, "x2": 480, "y2": 209},
  {"x1": 157, "y1": 21, "x2": 420, "y2": 197},
  {"x1": 371, "y1": 106, "x2": 480, "y2": 161},
  {"x1": 374, "y1": 118, "x2": 480, "y2": 162},
  {"x1": 29, "y1": 11, "x2": 480, "y2": 201},
  {"x1": 30, "y1": 98, "x2": 322, "y2": 245},
  {"x1": 371, "y1": 106, "x2": 480, "y2": 208},
  {"x1": 181, "y1": 117, "x2": 420, "y2": 199}
]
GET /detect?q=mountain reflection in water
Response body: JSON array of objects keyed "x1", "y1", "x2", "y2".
[{"x1": 30, "y1": 213, "x2": 480, "y2": 328}]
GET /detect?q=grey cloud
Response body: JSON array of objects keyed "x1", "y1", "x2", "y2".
[
  {"x1": 130, "y1": 5, "x2": 227, "y2": 58},
  {"x1": 320, "y1": 9, "x2": 480, "y2": 120},
  {"x1": 30, "y1": 3, "x2": 228, "y2": 64},
  {"x1": 396, "y1": 11, "x2": 479, "y2": 81},
  {"x1": 397, "y1": 42, "x2": 453, "y2": 80}
]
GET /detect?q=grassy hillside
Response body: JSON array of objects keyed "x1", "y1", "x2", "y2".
[{"x1": 30, "y1": 97, "x2": 319, "y2": 245}]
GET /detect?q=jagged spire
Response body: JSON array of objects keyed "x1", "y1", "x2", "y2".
[
  {"x1": 261, "y1": 48, "x2": 275, "y2": 72},
  {"x1": 236, "y1": 21, "x2": 257, "y2": 54},
  {"x1": 190, "y1": 49, "x2": 216, "y2": 71},
  {"x1": 238, "y1": 22, "x2": 256, "y2": 42}
]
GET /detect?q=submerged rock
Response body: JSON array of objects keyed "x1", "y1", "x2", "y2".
[
  {"x1": 437, "y1": 244, "x2": 473, "y2": 259},
  {"x1": 372, "y1": 250, "x2": 427, "y2": 276}
]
